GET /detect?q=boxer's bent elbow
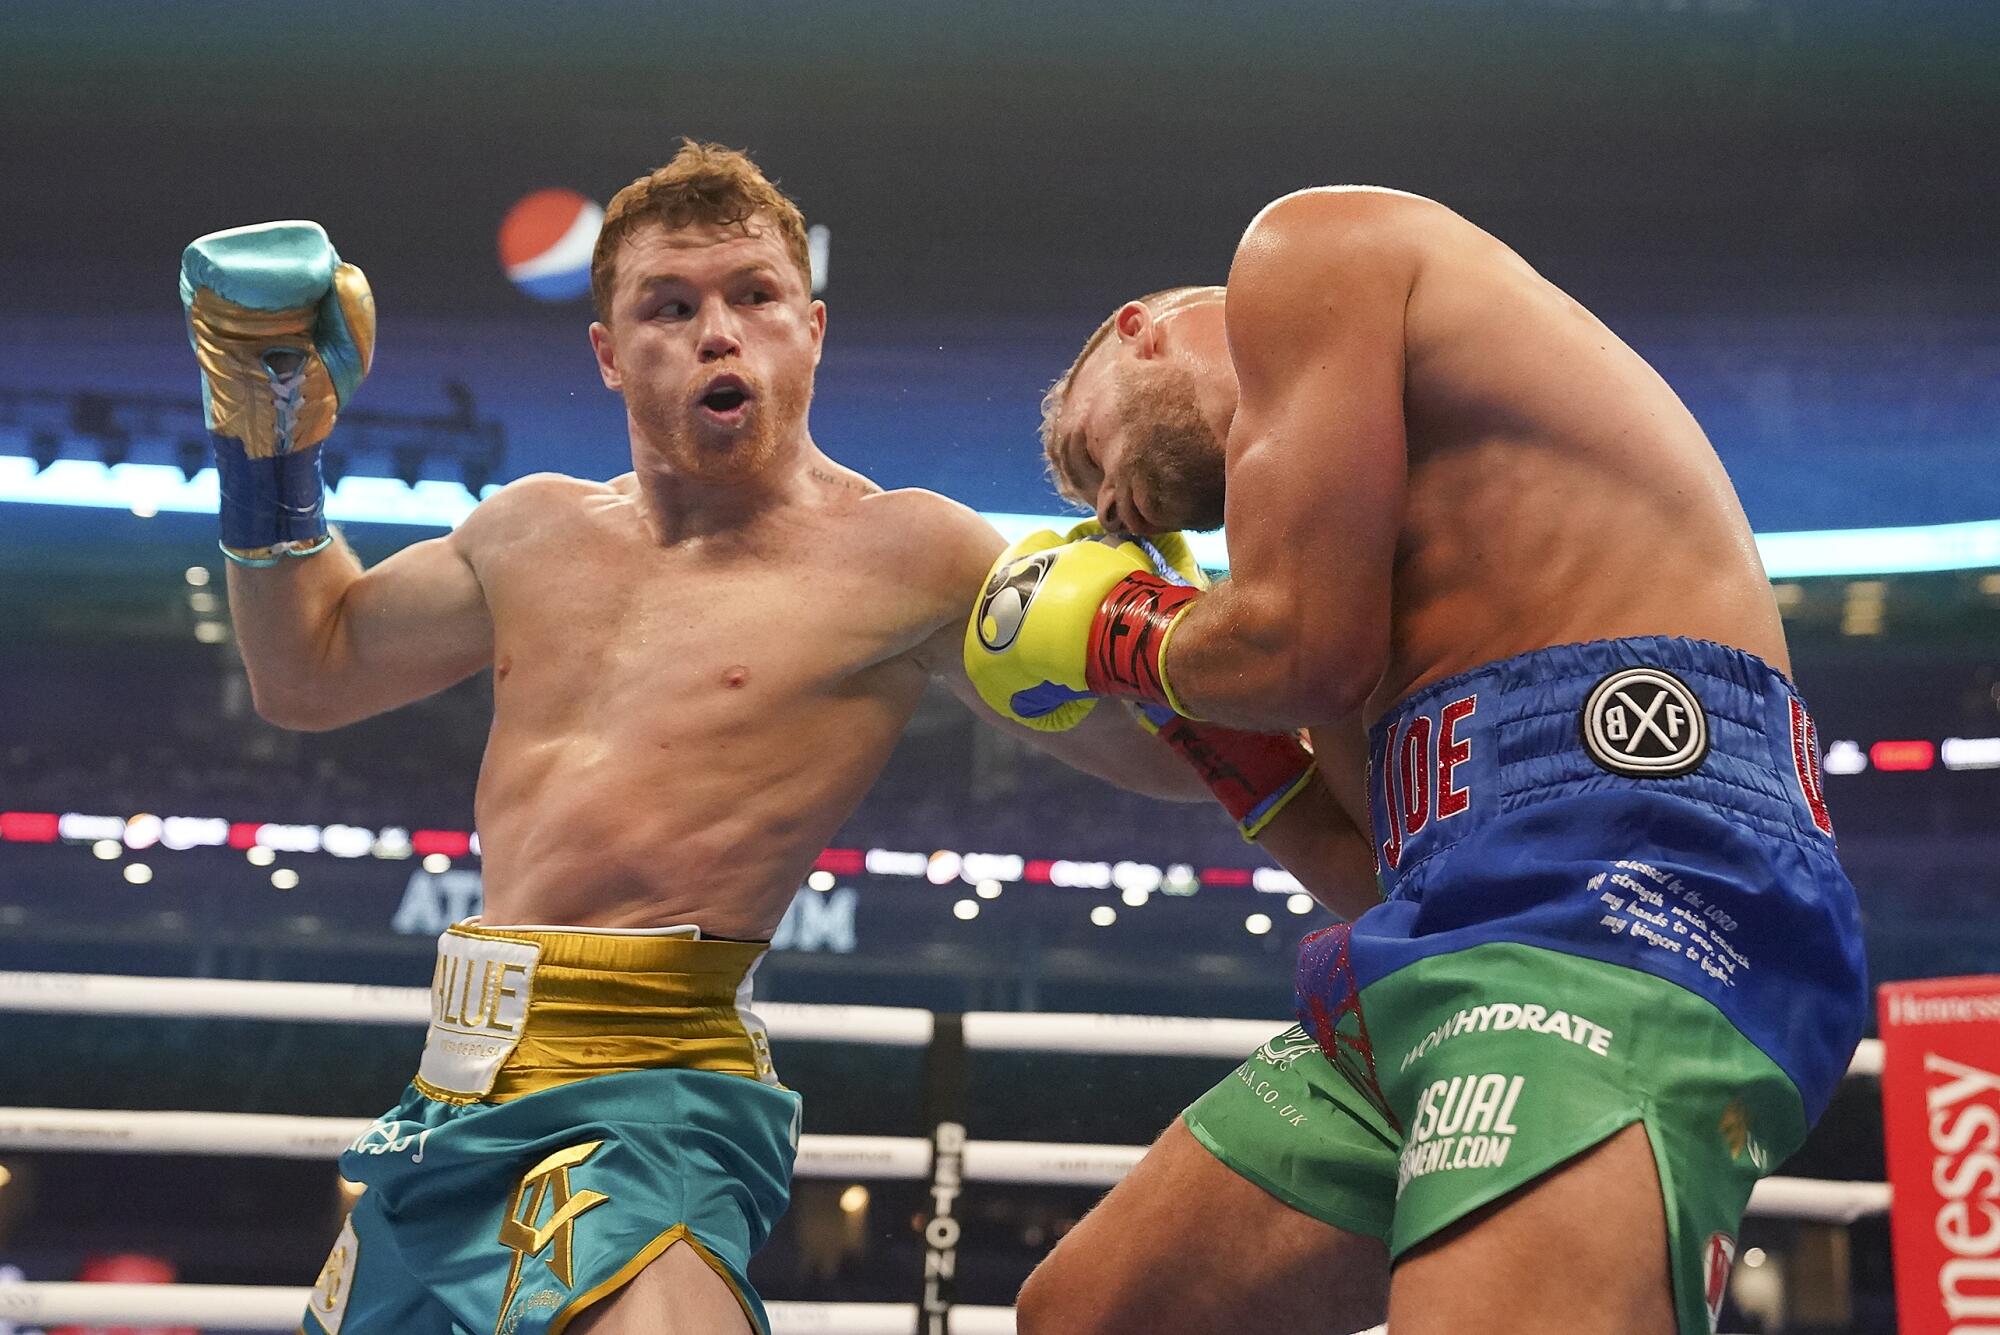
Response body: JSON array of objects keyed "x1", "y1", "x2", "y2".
[
  {"x1": 249, "y1": 693, "x2": 339, "y2": 733},
  {"x1": 245, "y1": 669, "x2": 348, "y2": 732},
  {"x1": 1286, "y1": 650, "x2": 1381, "y2": 722}
]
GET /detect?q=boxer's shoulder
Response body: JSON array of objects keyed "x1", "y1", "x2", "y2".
[
  {"x1": 831, "y1": 487, "x2": 1020, "y2": 668},
  {"x1": 447, "y1": 471, "x2": 613, "y2": 560},
  {"x1": 1227, "y1": 189, "x2": 1444, "y2": 359},
  {"x1": 1239, "y1": 185, "x2": 1452, "y2": 263},
  {"x1": 872, "y1": 488, "x2": 1010, "y2": 588},
  {"x1": 464, "y1": 470, "x2": 602, "y2": 520}
]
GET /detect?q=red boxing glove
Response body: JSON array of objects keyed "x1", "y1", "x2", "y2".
[
  {"x1": 1085, "y1": 573, "x2": 1199, "y2": 714},
  {"x1": 1134, "y1": 704, "x2": 1316, "y2": 840}
]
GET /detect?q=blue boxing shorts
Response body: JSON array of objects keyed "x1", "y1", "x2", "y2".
[
  {"x1": 1187, "y1": 637, "x2": 1868, "y2": 1333},
  {"x1": 301, "y1": 922, "x2": 800, "y2": 1335}
]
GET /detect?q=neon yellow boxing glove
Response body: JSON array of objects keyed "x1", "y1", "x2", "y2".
[
  {"x1": 965, "y1": 525, "x2": 1180, "y2": 731},
  {"x1": 965, "y1": 521, "x2": 1315, "y2": 838}
]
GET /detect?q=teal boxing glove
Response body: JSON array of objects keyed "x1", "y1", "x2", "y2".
[{"x1": 179, "y1": 221, "x2": 376, "y2": 565}]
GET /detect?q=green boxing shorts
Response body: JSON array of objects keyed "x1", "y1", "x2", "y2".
[{"x1": 1188, "y1": 638, "x2": 1867, "y2": 1333}]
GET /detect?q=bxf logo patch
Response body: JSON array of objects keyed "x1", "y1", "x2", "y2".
[
  {"x1": 975, "y1": 552, "x2": 1056, "y2": 651},
  {"x1": 1580, "y1": 667, "x2": 1709, "y2": 777}
]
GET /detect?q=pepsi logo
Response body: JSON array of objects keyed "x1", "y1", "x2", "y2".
[{"x1": 496, "y1": 189, "x2": 604, "y2": 303}]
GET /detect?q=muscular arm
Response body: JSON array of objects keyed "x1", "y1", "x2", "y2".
[
  {"x1": 1254, "y1": 772, "x2": 1381, "y2": 920},
  {"x1": 227, "y1": 517, "x2": 493, "y2": 732},
  {"x1": 908, "y1": 491, "x2": 1383, "y2": 910},
  {"x1": 1162, "y1": 189, "x2": 1420, "y2": 728},
  {"x1": 931, "y1": 595, "x2": 1380, "y2": 909}
]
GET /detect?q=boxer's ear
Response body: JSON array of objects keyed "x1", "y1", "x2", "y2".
[
  {"x1": 589, "y1": 321, "x2": 621, "y2": 392},
  {"x1": 1113, "y1": 301, "x2": 1161, "y2": 356}
]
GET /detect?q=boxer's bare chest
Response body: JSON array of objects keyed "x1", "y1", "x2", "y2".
[{"x1": 466, "y1": 491, "x2": 935, "y2": 736}]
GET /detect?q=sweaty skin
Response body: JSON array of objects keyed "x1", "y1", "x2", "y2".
[
  {"x1": 1054, "y1": 187, "x2": 1787, "y2": 733},
  {"x1": 223, "y1": 216, "x2": 1250, "y2": 941}
]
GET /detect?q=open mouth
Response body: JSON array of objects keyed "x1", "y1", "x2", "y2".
[{"x1": 695, "y1": 375, "x2": 754, "y2": 423}]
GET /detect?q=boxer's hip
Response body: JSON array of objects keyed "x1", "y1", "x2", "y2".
[
  {"x1": 1319, "y1": 635, "x2": 1868, "y2": 1120},
  {"x1": 411, "y1": 919, "x2": 779, "y2": 1105},
  {"x1": 326, "y1": 922, "x2": 800, "y2": 1334}
]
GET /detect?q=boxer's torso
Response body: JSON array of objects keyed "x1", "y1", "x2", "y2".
[
  {"x1": 451, "y1": 466, "x2": 962, "y2": 937},
  {"x1": 1333, "y1": 194, "x2": 1790, "y2": 723}
]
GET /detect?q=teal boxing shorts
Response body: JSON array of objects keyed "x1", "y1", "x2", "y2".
[{"x1": 301, "y1": 922, "x2": 801, "y2": 1335}]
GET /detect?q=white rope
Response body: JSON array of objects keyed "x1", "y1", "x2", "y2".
[
  {"x1": 0, "y1": 972, "x2": 1886, "y2": 1077},
  {"x1": 761, "y1": 1001, "x2": 934, "y2": 1047},
  {"x1": 0, "y1": 970, "x2": 427, "y2": 1025},
  {"x1": 0, "y1": 1107, "x2": 360, "y2": 1158},
  {"x1": 963, "y1": 1138, "x2": 1145, "y2": 1185},
  {"x1": 0, "y1": 1283, "x2": 1019, "y2": 1333},
  {"x1": 797, "y1": 1132, "x2": 933, "y2": 1181},
  {"x1": 1745, "y1": 1174, "x2": 1892, "y2": 1225},
  {"x1": 0, "y1": 972, "x2": 934, "y2": 1046},
  {"x1": 0, "y1": 1282, "x2": 1738, "y2": 1335},
  {"x1": 0, "y1": 1281, "x2": 303, "y2": 1329},
  {"x1": 0, "y1": 1106, "x2": 1886, "y2": 1221},
  {"x1": 961, "y1": 1010, "x2": 1283, "y2": 1057}
]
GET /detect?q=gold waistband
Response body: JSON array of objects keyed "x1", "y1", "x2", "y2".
[{"x1": 415, "y1": 922, "x2": 776, "y2": 1105}]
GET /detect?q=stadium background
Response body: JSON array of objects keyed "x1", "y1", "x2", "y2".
[{"x1": 2, "y1": 2, "x2": 1996, "y2": 1330}]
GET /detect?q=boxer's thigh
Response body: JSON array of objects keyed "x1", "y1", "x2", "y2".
[
  {"x1": 1018, "y1": 1029, "x2": 1398, "y2": 1335},
  {"x1": 1018, "y1": 1120, "x2": 1389, "y2": 1335},
  {"x1": 1388, "y1": 1121, "x2": 1673, "y2": 1335},
  {"x1": 568, "y1": 1239, "x2": 755, "y2": 1335},
  {"x1": 1367, "y1": 943, "x2": 1800, "y2": 1335}
]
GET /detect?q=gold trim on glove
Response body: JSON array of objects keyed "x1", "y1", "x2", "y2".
[{"x1": 186, "y1": 287, "x2": 341, "y2": 458}]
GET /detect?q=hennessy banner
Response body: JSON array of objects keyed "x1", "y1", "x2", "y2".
[{"x1": 1877, "y1": 975, "x2": 2000, "y2": 1335}]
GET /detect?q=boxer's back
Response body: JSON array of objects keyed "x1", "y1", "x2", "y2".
[
  {"x1": 1375, "y1": 196, "x2": 1786, "y2": 717},
  {"x1": 456, "y1": 469, "x2": 959, "y2": 937}
]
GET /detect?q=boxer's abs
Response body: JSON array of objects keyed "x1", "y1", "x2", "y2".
[
  {"x1": 469, "y1": 668, "x2": 925, "y2": 934},
  {"x1": 458, "y1": 503, "x2": 937, "y2": 937}
]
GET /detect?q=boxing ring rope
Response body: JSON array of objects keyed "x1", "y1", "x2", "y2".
[
  {"x1": 0, "y1": 972, "x2": 1892, "y2": 1332},
  {"x1": 0, "y1": 1108, "x2": 1888, "y2": 1224},
  {"x1": 0, "y1": 1284, "x2": 1024, "y2": 1334},
  {"x1": 0, "y1": 969, "x2": 1886, "y2": 1070}
]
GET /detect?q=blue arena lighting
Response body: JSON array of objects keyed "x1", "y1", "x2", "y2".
[{"x1": 2, "y1": 455, "x2": 1997, "y2": 579}]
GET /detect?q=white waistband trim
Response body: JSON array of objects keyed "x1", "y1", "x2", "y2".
[{"x1": 457, "y1": 916, "x2": 701, "y2": 939}]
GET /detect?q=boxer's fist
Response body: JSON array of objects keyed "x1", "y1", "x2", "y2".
[
  {"x1": 180, "y1": 221, "x2": 375, "y2": 459},
  {"x1": 1061, "y1": 519, "x2": 1210, "y2": 592},
  {"x1": 180, "y1": 221, "x2": 374, "y2": 564},
  {"x1": 964, "y1": 525, "x2": 1200, "y2": 730}
]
